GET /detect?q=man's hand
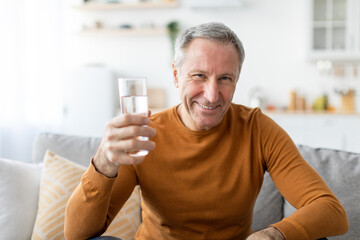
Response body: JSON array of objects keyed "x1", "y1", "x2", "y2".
[
  {"x1": 93, "y1": 113, "x2": 156, "y2": 177},
  {"x1": 246, "y1": 227, "x2": 285, "y2": 240}
]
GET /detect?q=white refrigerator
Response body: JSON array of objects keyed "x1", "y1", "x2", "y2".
[{"x1": 62, "y1": 66, "x2": 118, "y2": 137}]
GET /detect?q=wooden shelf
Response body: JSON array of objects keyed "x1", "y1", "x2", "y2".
[
  {"x1": 79, "y1": 27, "x2": 168, "y2": 36},
  {"x1": 74, "y1": 1, "x2": 179, "y2": 10}
]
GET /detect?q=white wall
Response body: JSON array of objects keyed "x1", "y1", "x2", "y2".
[{"x1": 63, "y1": 0, "x2": 360, "y2": 119}]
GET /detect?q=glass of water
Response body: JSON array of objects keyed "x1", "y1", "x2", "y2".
[{"x1": 118, "y1": 77, "x2": 149, "y2": 156}]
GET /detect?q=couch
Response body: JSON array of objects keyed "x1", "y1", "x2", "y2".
[{"x1": 0, "y1": 132, "x2": 359, "y2": 239}]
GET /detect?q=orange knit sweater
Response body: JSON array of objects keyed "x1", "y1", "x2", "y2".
[{"x1": 65, "y1": 104, "x2": 348, "y2": 240}]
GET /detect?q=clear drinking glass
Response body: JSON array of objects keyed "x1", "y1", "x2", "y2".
[{"x1": 118, "y1": 77, "x2": 149, "y2": 156}]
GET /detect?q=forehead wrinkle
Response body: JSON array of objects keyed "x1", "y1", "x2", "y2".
[
  {"x1": 184, "y1": 57, "x2": 237, "y2": 77},
  {"x1": 180, "y1": 38, "x2": 240, "y2": 77}
]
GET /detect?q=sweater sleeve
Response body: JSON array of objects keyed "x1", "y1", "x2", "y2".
[
  {"x1": 64, "y1": 160, "x2": 138, "y2": 240},
  {"x1": 258, "y1": 113, "x2": 348, "y2": 240}
]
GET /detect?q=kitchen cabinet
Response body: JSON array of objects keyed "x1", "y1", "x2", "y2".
[
  {"x1": 309, "y1": 0, "x2": 360, "y2": 62},
  {"x1": 267, "y1": 112, "x2": 360, "y2": 153},
  {"x1": 344, "y1": 117, "x2": 360, "y2": 151}
]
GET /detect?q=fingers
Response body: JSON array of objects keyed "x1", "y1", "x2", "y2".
[
  {"x1": 104, "y1": 139, "x2": 155, "y2": 165},
  {"x1": 106, "y1": 137, "x2": 156, "y2": 154},
  {"x1": 96, "y1": 113, "x2": 156, "y2": 168},
  {"x1": 106, "y1": 125, "x2": 156, "y2": 141},
  {"x1": 108, "y1": 113, "x2": 149, "y2": 128}
]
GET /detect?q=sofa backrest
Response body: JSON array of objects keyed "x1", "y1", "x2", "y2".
[
  {"x1": 32, "y1": 132, "x2": 284, "y2": 231},
  {"x1": 30, "y1": 133, "x2": 360, "y2": 239},
  {"x1": 32, "y1": 132, "x2": 101, "y2": 167},
  {"x1": 32, "y1": 133, "x2": 360, "y2": 239},
  {"x1": 252, "y1": 172, "x2": 283, "y2": 231}
]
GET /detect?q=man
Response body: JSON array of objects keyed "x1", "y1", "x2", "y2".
[{"x1": 65, "y1": 22, "x2": 348, "y2": 240}]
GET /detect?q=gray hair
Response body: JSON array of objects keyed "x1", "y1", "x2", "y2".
[{"x1": 173, "y1": 22, "x2": 245, "y2": 73}]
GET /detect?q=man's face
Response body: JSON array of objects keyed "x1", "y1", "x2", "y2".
[{"x1": 173, "y1": 38, "x2": 240, "y2": 131}]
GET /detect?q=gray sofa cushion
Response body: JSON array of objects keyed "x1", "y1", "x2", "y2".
[
  {"x1": 32, "y1": 132, "x2": 101, "y2": 167},
  {"x1": 252, "y1": 172, "x2": 283, "y2": 231},
  {"x1": 284, "y1": 145, "x2": 360, "y2": 240}
]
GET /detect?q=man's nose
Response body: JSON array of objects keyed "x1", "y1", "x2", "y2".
[{"x1": 204, "y1": 79, "x2": 219, "y2": 103}]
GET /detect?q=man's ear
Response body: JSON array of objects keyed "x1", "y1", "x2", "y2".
[{"x1": 172, "y1": 62, "x2": 179, "y2": 88}]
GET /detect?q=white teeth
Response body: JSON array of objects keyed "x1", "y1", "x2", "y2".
[{"x1": 199, "y1": 103, "x2": 216, "y2": 109}]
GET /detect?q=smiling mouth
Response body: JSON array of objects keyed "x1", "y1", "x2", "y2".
[{"x1": 198, "y1": 103, "x2": 217, "y2": 110}]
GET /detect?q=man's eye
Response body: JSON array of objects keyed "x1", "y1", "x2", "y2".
[
  {"x1": 193, "y1": 74, "x2": 205, "y2": 79},
  {"x1": 219, "y1": 76, "x2": 231, "y2": 81}
]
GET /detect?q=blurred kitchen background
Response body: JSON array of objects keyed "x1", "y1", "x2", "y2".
[{"x1": 1, "y1": 0, "x2": 360, "y2": 162}]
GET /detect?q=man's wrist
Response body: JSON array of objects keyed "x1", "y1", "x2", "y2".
[
  {"x1": 267, "y1": 226, "x2": 285, "y2": 240},
  {"x1": 92, "y1": 149, "x2": 119, "y2": 178},
  {"x1": 246, "y1": 226, "x2": 285, "y2": 240}
]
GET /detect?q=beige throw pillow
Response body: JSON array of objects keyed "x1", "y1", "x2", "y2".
[{"x1": 31, "y1": 151, "x2": 141, "y2": 240}]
